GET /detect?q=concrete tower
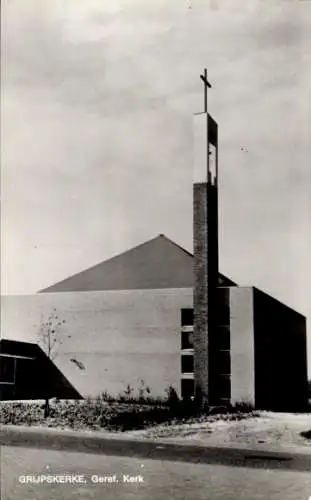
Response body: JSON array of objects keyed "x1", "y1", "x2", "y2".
[{"x1": 193, "y1": 69, "x2": 219, "y2": 406}]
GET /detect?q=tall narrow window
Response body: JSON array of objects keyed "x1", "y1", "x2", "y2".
[
  {"x1": 181, "y1": 331, "x2": 194, "y2": 350},
  {"x1": 181, "y1": 309, "x2": 194, "y2": 327},
  {"x1": 181, "y1": 355, "x2": 194, "y2": 374},
  {"x1": 181, "y1": 379, "x2": 195, "y2": 400},
  {"x1": 213, "y1": 350, "x2": 231, "y2": 375},
  {"x1": 215, "y1": 374, "x2": 231, "y2": 400},
  {"x1": 215, "y1": 326, "x2": 230, "y2": 350},
  {"x1": 217, "y1": 288, "x2": 230, "y2": 325},
  {"x1": 209, "y1": 144, "x2": 217, "y2": 185}
]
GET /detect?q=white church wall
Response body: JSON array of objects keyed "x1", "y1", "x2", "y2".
[
  {"x1": 229, "y1": 286, "x2": 255, "y2": 407},
  {"x1": 1, "y1": 289, "x2": 193, "y2": 398}
]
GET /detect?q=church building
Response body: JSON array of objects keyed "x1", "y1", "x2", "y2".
[{"x1": 0, "y1": 72, "x2": 308, "y2": 411}]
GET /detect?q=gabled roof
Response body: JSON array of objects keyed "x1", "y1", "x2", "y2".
[{"x1": 39, "y1": 234, "x2": 236, "y2": 293}]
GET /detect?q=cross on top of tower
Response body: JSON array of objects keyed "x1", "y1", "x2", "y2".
[{"x1": 200, "y1": 68, "x2": 212, "y2": 113}]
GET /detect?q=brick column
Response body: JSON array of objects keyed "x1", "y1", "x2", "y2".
[
  {"x1": 193, "y1": 113, "x2": 219, "y2": 407},
  {"x1": 193, "y1": 182, "x2": 209, "y2": 404}
]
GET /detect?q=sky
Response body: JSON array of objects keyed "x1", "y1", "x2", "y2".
[{"x1": 1, "y1": 0, "x2": 311, "y2": 365}]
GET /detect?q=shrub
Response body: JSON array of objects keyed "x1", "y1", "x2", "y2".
[
  {"x1": 101, "y1": 384, "x2": 166, "y2": 407},
  {"x1": 106, "y1": 406, "x2": 172, "y2": 431},
  {"x1": 230, "y1": 401, "x2": 255, "y2": 413},
  {"x1": 100, "y1": 391, "x2": 116, "y2": 403},
  {"x1": 0, "y1": 397, "x2": 259, "y2": 432},
  {"x1": 300, "y1": 430, "x2": 311, "y2": 440},
  {"x1": 165, "y1": 385, "x2": 179, "y2": 408}
]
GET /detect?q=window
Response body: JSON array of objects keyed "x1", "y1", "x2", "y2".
[
  {"x1": 215, "y1": 374, "x2": 231, "y2": 399},
  {"x1": 181, "y1": 309, "x2": 193, "y2": 327},
  {"x1": 217, "y1": 288, "x2": 230, "y2": 325},
  {"x1": 181, "y1": 331, "x2": 194, "y2": 350},
  {"x1": 181, "y1": 378, "x2": 195, "y2": 400},
  {"x1": 209, "y1": 144, "x2": 217, "y2": 185},
  {"x1": 0, "y1": 356, "x2": 16, "y2": 384},
  {"x1": 213, "y1": 350, "x2": 231, "y2": 375},
  {"x1": 214, "y1": 326, "x2": 230, "y2": 350},
  {"x1": 181, "y1": 355, "x2": 194, "y2": 374},
  {"x1": 217, "y1": 305, "x2": 230, "y2": 325}
]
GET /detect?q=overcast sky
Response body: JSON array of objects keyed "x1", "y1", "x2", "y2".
[{"x1": 1, "y1": 0, "x2": 310, "y2": 350}]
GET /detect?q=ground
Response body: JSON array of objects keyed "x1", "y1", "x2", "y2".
[
  {"x1": 124, "y1": 412, "x2": 311, "y2": 451},
  {"x1": 2, "y1": 410, "x2": 311, "y2": 499},
  {"x1": 16, "y1": 411, "x2": 311, "y2": 453},
  {"x1": 1, "y1": 400, "x2": 311, "y2": 452}
]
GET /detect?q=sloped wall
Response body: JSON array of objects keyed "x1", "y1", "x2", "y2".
[{"x1": 0, "y1": 340, "x2": 82, "y2": 400}]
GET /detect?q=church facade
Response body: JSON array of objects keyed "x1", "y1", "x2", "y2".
[{"x1": 0, "y1": 234, "x2": 308, "y2": 410}]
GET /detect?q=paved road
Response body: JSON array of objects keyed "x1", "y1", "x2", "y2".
[
  {"x1": 2, "y1": 445, "x2": 311, "y2": 500},
  {"x1": 1, "y1": 425, "x2": 311, "y2": 471}
]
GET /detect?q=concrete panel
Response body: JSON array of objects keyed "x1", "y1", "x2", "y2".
[
  {"x1": 193, "y1": 113, "x2": 208, "y2": 183},
  {"x1": 229, "y1": 287, "x2": 255, "y2": 406},
  {"x1": 1, "y1": 289, "x2": 193, "y2": 398}
]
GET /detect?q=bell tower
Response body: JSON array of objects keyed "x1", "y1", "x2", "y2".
[{"x1": 193, "y1": 69, "x2": 219, "y2": 406}]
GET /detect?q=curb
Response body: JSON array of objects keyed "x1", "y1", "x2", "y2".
[{"x1": 1, "y1": 425, "x2": 311, "y2": 471}]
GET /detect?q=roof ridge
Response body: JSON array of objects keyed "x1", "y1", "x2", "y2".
[{"x1": 157, "y1": 234, "x2": 193, "y2": 258}]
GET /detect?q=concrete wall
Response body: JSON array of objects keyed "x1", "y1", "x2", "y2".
[
  {"x1": 1, "y1": 289, "x2": 193, "y2": 399},
  {"x1": 229, "y1": 287, "x2": 255, "y2": 407},
  {"x1": 253, "y1": 288, "x2": 308, "y2": 411}
]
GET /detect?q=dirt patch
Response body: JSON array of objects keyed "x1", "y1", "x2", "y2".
[{"x1": 125, "y1": 412, "x2": 311, "y2": 450}]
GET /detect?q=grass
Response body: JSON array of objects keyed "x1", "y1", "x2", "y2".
[{"x1": 0, "y1": 383, "x2": 264, "y2": 432}]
